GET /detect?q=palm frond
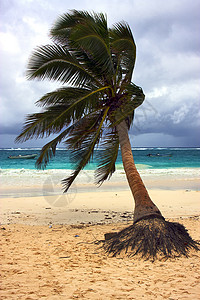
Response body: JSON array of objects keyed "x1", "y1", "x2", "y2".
[
  {"x1": 36, "y1": 127, "x2": 73, "y2": 169},
  {"x1": 15, "y1": 105, "x2": 70, "y2": 143},
  {"x1": 51, "y1": 10, "x2": 114, "y2": 80},
  {"x1": 110, "y1": 21, "x2": 136, "y2": 81},
  {"x1": 95, "y1": 129, "x2": 119, "y2": 185},
  {"x1": 38, "y1": 85, "x2": 110, "y2": 127},
  {"x1": 70, "y1": 25, "x2": 113, "y2": 76},
  {"x1": 51, "y1": 10, "x2": 108, "y2": 47},
  {"x1": 62, "y1": 106, "x2": 110, "y2": 192},
  {"x1": 26, "y1": 44, "x2": 98, "y2": 86},
  {"x1": 36, "y1": 87, "x2": 92, "y2": 107},
  {"x1": 16, "y1": 83, "x2": 111, "y2": 145},
  {"x1": 50, "y1": 10, "x2": 97, "y2": 44}
]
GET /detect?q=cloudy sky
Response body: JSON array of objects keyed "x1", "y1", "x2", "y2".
[{"x1": 0, "y1": 0, "x2": 200, "y2": 148}]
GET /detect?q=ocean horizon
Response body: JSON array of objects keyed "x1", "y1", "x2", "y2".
[{"x1": 0, "y1": 147, "x2": 200, "y2": 170}]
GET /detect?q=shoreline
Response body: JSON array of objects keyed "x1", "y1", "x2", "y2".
[
  {"x1": 1, "y1": 167, "x2": 199, "y2": 225},
  {"x1": 1, "y1": 165, "x2": 199, "y2": 226},
  {"x1": 1, "y1": 189, "x2": 199, "y2": 226},
  {"x1": 1, "y1": 167, "x2": 200, "y2": 199}
]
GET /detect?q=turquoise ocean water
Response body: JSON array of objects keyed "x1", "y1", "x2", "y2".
[
  {"x1": 0, "y1": 148, "x2": 199, "y2": 170},
  {"x1": 1, "y1": 148, "x2": 199, "y2": 198}
]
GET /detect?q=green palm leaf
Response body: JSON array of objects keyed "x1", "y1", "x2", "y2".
[
  {"x1": 15, "y1": 85, "x2": 111, "y2": 144},
  {"x1": 39, "y1": 86, "x2": 110, "y2": 129},
  {"x1": 110, "y1": 22, "x2": 136, "y2": 84},
  {"x1": 51, "y1": 10, "x2": 109, "y2": 46},
  {"x1": 62, "y1": 106, "x2": 109, "y2": 192},
  {"x1": 51, "y1": 10, "x2": 114, "y2": 81},
  {"x1": 36, "y1": 87, "x2": 92, "y2": 107},
  {"x1": 27, "y1": 44, "x2": 98, "y2": 86},
  {"x1": 95, "y1": 129, "x2": 119, "y2": 184},
  {"x1": 36, "y1": 127, "x2": 73, "y2": 169},
  {"x1": 50, "y1": 10, "x2": 98, "y2": 44},
  {"x1": 70, "y1": 26, "x2": 113, "y2": 75},
  {"x1": 15, "y1": 105, "x2": 71, "y2": 143}
]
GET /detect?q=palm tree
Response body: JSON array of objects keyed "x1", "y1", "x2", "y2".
[{"x1": 16, "y1": 10, "x2": 199, "y2": 259}]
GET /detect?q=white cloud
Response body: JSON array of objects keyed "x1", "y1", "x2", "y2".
[
  {"x1": 0, "y1": 32, "x2": 20, "y2": 54},
  {"x1": 170, "y1": 105, "x2": 189, "y2": 124},
  {"x1": 22, "y1": 16, "x2": 50, "y2": 46},
  {"x1": 147, "y1": 87, "x2": 168, "y2": 99}
]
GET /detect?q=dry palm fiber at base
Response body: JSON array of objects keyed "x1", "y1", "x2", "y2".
[{"x1": 103, "y1": 217, "x2": 200, "y2": 260}]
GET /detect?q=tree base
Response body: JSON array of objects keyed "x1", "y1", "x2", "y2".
[{"x1": 104, "y1": 217, "x2": 199, "y2": 260}]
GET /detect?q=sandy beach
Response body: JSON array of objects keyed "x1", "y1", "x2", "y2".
[{"x1": 0, "y1": 173, "x2": 200, "y2": 299}]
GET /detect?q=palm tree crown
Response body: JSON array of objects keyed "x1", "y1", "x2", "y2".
[{"x1": 16, "y1": 10, "x2": 145, "y2": 191}]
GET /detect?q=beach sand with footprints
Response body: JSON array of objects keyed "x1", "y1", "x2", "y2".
[{"x1": 0, "y1": 178, "x2": 200, "y2": 299}]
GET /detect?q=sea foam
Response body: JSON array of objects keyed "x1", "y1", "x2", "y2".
[{"x1": 1, "y1": 167, "x2": 199, "y2": 186}]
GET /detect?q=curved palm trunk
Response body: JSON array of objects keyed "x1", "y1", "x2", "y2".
[{"x1": 117, "y1": 121, "x2": 162, "y2": 223}]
